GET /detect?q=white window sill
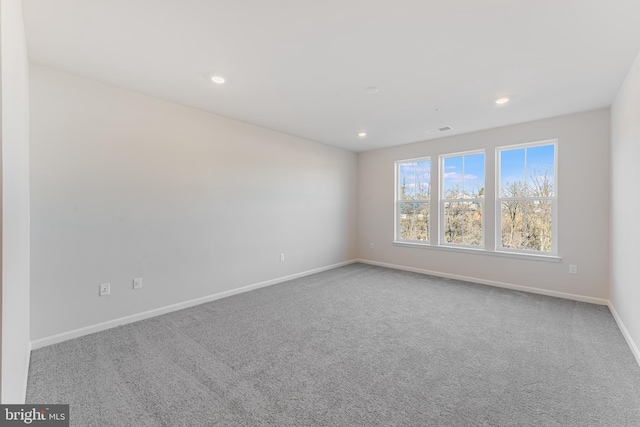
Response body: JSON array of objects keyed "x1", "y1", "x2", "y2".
[{"x1": 392, "y1": 241, "x2": 562, "y2": 263}]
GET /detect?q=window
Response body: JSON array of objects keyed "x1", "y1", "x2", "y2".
[
  {"x1": 393, "y1": 140, "x2": 559, "y2": 260},
  {"x1": 395, "y1": 158, "x2": 431, "y2": 243},
  {"x1": 497, "y1": 140, "x2": 557, "y2": 254},
  {"x1": 440, "y1": 151, "x2": 485, "y2": 247}
]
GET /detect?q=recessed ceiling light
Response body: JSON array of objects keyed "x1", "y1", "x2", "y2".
[
  {"x1": 495, "y1": 97, "x2": 510, "y2": 105},
  {"x1": 365, "y1": 87, "x2": 379, "y2": 94},
  {"x1": 211, "y1": 75, "x2": 226, "y2": 84},
  {"x1": 358, "y1": 132, "x2": 367, "y2": 137}
]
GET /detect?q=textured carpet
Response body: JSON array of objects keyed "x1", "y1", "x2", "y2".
[{"x1": 27, "y1": 263, "x2": 640, "y2": 426}]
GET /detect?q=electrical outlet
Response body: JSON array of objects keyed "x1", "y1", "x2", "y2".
[
  {"x1": 370, "y1": 243, "x2": 374, "y2": 249},
  {"x1": 99, "y1": 283, "x2": 110, "y2": 296},
  {"x1": 569, "y1": 265, "x2": 578, "y2": 274},
  {"x1": 133, "y1": 277, "x2": 143, "y2": 289},
  {"x1": 280, "y1": 253, "x2": 285, "y2": 262}
]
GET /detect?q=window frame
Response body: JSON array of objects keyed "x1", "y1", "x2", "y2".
[
  {"x1": 439, "y1": 149, "x2": 486, "y2": 249},
  {"x1": 394, "y1": 157, "x2": 432, "y2": 245},
  {"x1": 495, "y1": 139, "x2": 558, "y2": 256}
]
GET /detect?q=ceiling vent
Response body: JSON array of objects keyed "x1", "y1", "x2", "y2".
[{"x1": 426, "y1": 126, "x2": 452, "y2": 134}]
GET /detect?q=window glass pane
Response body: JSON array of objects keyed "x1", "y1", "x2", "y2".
[
  {"x1": 500, "y1": 148, "x2": 525, "y2": 196},
  {"x1": 415, "y1": 160, "x2": 430, "y2": 200},
  {"x1": 464, "y1": 153, "x2": 485, "y2": 197},
  {"x1": 525, "y1": 200, "x2": 553, "y2": 252},
  {"x1": 501, "y1": 201, "x2": 525, "y2": 249},
  {"x1": 400, "y1": 202, "x2": 429, "y2": 241},
  {"x1": 415, "y1": 202, "x2": 429, "y2": 241},
  {"x1": 444, "y1": 201, "x2": 464, "y2": 243},
  {"x1": 443, "y1": 156, "x2": 463, "y2": 198},
  {"x1": 463, "y1": 202, "x2": 482, "y2": 245},
  {"x1": 399, "y1": 163, "x2": 415, "y2": 200},
  {"x1": 400, "y1": 202, "x2": 416, "y2": 239},
  {"x1": 526, "y1": 145, "x2": 555, "y2": 197}
]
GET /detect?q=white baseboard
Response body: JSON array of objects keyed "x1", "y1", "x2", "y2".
[
  {"x1": 608, "y1": 302, "x2": 640, "y2": 367},
  {"x1": 31, "y1": 259, "x2": 357, "y2": 350},
  {"x1": 21, "y1": 343, "x2": 31, "y2": 404},
  {"x1": 356, "y1": 258, "x2": 609, "y2": 306},
  {"x1": 361, "y1": 259, "x2": 640, "y2": 368},
  {"x1": 28, "y1": 259, "x2": 640, "y2": 372}
]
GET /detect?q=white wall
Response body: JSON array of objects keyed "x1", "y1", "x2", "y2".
[
  {"x1": 1, "y1": 0, "x2": 31, "y2": 404},
  {"x1": 29, "y1": 65, "x2": 357, "y2": 341},
  {"x1": 358, "y1": 109, "x2": 610, "y2": 301},
  {"x1": 610, "y1": 50, "x2": 640, "y2": 363}
]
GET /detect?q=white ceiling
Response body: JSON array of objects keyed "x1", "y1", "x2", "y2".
[{"x1": 21, "y1": 0, "x2": 640, "y2": 152}]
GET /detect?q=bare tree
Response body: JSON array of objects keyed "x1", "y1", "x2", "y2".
[
  {"x1": 443, "y1": 185, "x2": 482, "y2": 245},
  {"x1": 400, "y1": 175, "x2": 430, "y2": 241},
  {"x1": 500, "y1": 166, "x2": 553, "y2": 251}
]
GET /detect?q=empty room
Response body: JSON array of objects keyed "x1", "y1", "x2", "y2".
[{"x1": 2, "y1": 0, "x2": 640, "y2": 425}]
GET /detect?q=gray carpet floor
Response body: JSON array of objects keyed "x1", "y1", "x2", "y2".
[{"x1": 27, "y1": 263, "x2": 640, "y2": 426}]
